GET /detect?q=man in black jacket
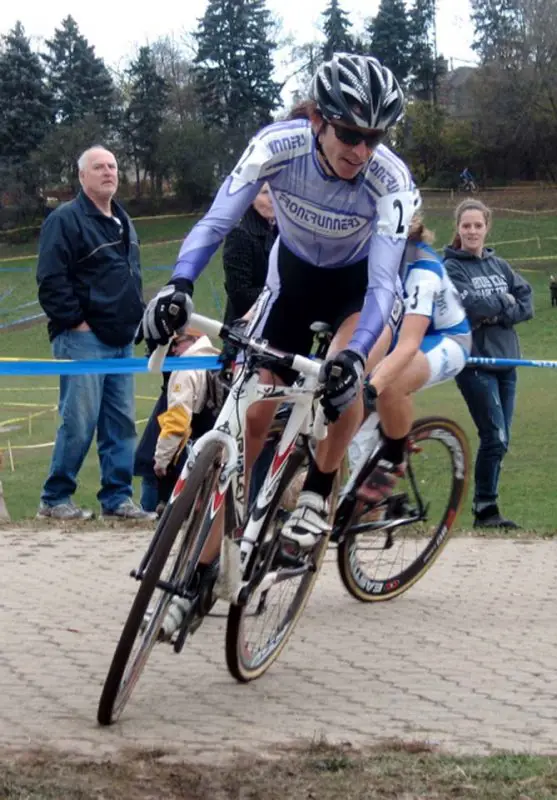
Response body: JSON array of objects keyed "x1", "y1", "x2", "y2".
[{"x1": 36, "y1": 145, "x2": 154, "y2": 521}]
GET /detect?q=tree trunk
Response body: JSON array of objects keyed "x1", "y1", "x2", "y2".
[{"x1": 134, "y1": 161, "x2": 141, "y2": 199}]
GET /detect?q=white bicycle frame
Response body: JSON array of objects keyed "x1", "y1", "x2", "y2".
[{"x1": 149, "y1": 312, "x2": 327, "y2": 604}]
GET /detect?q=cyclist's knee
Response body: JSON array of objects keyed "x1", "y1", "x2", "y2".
[{"x1": 247, "y1": 402, "x2": 276, "y2": 440}]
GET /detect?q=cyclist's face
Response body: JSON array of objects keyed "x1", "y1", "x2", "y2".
[
  {"x1": 458, "y1": 210, "x2": 488, "y2": 255},
  {"x1": 315, "y1": 118, "x2": 376, "y2": 180}
]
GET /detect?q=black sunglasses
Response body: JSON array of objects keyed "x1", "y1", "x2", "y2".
[{"x1": 327, "y1": 121, "x2": 385, "y2": 149}]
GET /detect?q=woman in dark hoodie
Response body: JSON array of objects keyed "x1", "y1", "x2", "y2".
[{"x1": 444, "y1": 199, "x2": 533, "y2": 530}]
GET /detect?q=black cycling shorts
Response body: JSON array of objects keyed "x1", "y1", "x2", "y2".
[{"x1": 249, "y1": 239, "x2": 368, "y2": 380}]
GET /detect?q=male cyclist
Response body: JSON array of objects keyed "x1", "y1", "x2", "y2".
[
  {"x1": 138, "y1": 53, "x2": 419, "y2": 556},
  {"x1": 460, "y1": 167, "x2": 476, "y2": 191}
]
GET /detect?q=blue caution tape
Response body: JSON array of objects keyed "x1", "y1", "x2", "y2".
[
  {"x1": 467, "y1": 357, "x2": 557, "y2": 369},
  {"x1": 0, "y1": 354, "x2": 554, "y2": 377},
  {"x1": 0, "y1": 355, "x2": 221, "y2": 376}
]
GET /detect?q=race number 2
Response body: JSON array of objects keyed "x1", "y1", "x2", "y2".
[
  {"x1": 393, "y1": 199, "x2": 405, "y2": 234},
  {"x1": 375, "y1": 190, "x2": 420, "y2": 239}
]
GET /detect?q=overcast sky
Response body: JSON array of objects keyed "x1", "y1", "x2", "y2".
[{"x1": 1, "y1": 0, "x2": 477, "y2": 100}]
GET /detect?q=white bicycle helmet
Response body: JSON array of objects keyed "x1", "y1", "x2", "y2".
[{"x1": 311, "y1": 53, "x2": 405, "y2": 130}]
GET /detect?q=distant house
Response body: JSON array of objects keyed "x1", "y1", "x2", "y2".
[{"x1": 438, "y1": 66, "x2": 476, "y2": 119}]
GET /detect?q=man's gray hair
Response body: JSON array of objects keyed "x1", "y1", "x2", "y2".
[{"x1": 77, "y1": 145, "x2": 114, "y2": 171}]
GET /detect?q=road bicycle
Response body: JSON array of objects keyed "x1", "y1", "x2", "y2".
[
  {"x1": 459, "y1": 177, "x2": 478, "y2": 193},
  {"x1": 97, "y1": 312, "x2": 470, "y2": 725}
]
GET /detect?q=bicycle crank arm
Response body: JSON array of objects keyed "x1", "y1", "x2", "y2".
[
  {"x1": 348, "y1": 513, "x2": 424, "y2": 536},
  {"x1": 235, "y1": 563, "x2": 311, "y2": 607}
]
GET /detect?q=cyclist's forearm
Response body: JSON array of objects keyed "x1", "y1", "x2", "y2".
[
  {"x1": 364, "y1": 326, "x2": 392, "y2": 375},
  {"x1": 348, "y1": 237, "x2": 406, "y2": 357},
  {"x1": 173, "y1": 178, "x2": 262, "y2": 282}
]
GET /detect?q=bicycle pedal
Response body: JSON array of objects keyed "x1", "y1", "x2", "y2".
[
  {"x1": 197, "y1": 561, "x2": 220, "y2": 617},
  {"x1": 279, "y1": 539, "x2": 312, "y2": 568},
  {"x1": 385, "y1": 492, "x2": 410, "y2": 517},
  {"x1": 173, "y1": 596, "x2": 202, "y2": 652}
]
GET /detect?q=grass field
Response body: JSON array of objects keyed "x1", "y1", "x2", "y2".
[{"x1": 0, "y1": 195, "x2": 556, "y2": 527}]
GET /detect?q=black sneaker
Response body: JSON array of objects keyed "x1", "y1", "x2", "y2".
[{"x1": 473, "y1": 504, "x2": 520, "y2": 530}]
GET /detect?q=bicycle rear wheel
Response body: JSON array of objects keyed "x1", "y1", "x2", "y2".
[
  {"x1": 97, "y1": 442, "x2": 224, "y2": 725},
  {"x1": 337, "y1": 416, "x2": 469, "y2": 602},
  {"x1": 226, "y1": 448, "x2": 336, "y2": 682}
]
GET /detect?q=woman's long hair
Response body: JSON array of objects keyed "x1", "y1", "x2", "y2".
[
  {"x1": 451, "y1": 199, "x2": 492, "y2": 249},
  {"x1": 285, "y1": 99, "x2": 318, "y2": 121},
  {"x1": 408, "y1": 213, "x2": 435, "y2": 245}
]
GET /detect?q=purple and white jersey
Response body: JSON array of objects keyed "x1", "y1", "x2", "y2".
[{"x1": 173, "y1": 118, "x2": 418, "y2": 357}]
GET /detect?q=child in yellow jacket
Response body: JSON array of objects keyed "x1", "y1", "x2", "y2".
[
  {"x1": 153, "y1": 328, "x2": 220, "y2": 479},
  {"x1": 134, "y1": 327, "x2": 221, "y2": 513}
]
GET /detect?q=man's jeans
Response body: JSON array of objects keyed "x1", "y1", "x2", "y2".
[
  {"x1": 455, "y1": 367, "x2": 517, "y2": 512},
  {"x1": 41, "y1": 330, "x2": 136, "y2": 512}
]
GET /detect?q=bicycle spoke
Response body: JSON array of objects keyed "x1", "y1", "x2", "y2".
[{"x1": 338, "y1": 418, "x2": 469, "y2": 601}]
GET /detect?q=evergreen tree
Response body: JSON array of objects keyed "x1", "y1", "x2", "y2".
[
  {"x1": 407, "y1": 0, "x2": 442, "y2": 101},
  {"x1": 124, "y1": 46, "x2": 169, "y2": 196},
  {"x1": 194, "y1": 0, "x2": 282, "y2": 169},
  {"x1": 470, "y1": 0, "x2": 524, "y2": 64},
  {"x1": 367, "y1": 0, "x2": 411, "y2": 86},
  {"x1": 42, "y1": 16, "x2": 116, "y2": 126},
  {"x1": 0, "y1": 22, "x2": 52, "y2": 161},
  {"x1": 321, "y1": 0, "x2": 354, "y2": 60}
]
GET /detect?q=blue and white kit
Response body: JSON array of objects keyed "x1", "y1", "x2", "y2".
[
  {"x1": 172, "y1": 118, "x2": 418, "y2": 362},
  {"x1": 348, "y1": 242, "x2": 471, "y2": 469},
  {"x1": 397, "y1": 240, "x2": 471, "y2": 386}
]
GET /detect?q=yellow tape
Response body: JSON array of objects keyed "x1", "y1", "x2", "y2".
[
  {"x1": 489, "y1": 237, "x2": 541, "y2": 247},
  {"x1": 0, "y1": 253, "x2": 36, "y2": 264},
  {"x1": 514, "y1": 255, "x2": 557, "y2": 262},
  {"x1": 0, "y1": 408, "x2": 55, "y2": 427},
  {"x1": 0, "y1": 401, "x2": 55, "y2": 408},
  {"x1": 422, "y1": 186, "x2": 557, "y2": 194},
  {"x1": 0, "y1": 358, "x2": 71, "y2": 362},
  {"x1": 142, "y1": 238, "x2": 184, "y2": 249},
  {"x1": 132, "y1": 212, "x2": 199, "y2": 222},
  {"x1": 0, "y1": 387, "x2": 58, "y2": 391},
  {"x1": 0, "y1": 441, "x2": 55, "y2": 450},
  {"x1": 489, "y1": 207, "x2": 557, "y2": 216},
  {"x1": 0, "y1": 211, "x2": 199, "y2": 237},
  {"x1": 0, "y1": 235, "x2": 184, "y2": 265}
]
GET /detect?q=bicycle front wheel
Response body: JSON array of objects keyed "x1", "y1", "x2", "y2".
[
  {"x1": 97, "y1": 442, "x2": 225, "y2": 725},
  {"x1": 337, "y1": 416, "x2": 469, "y2": 602},
  {"x1": 226, "y1": 448, "x2": 336, "y2": 682}
]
